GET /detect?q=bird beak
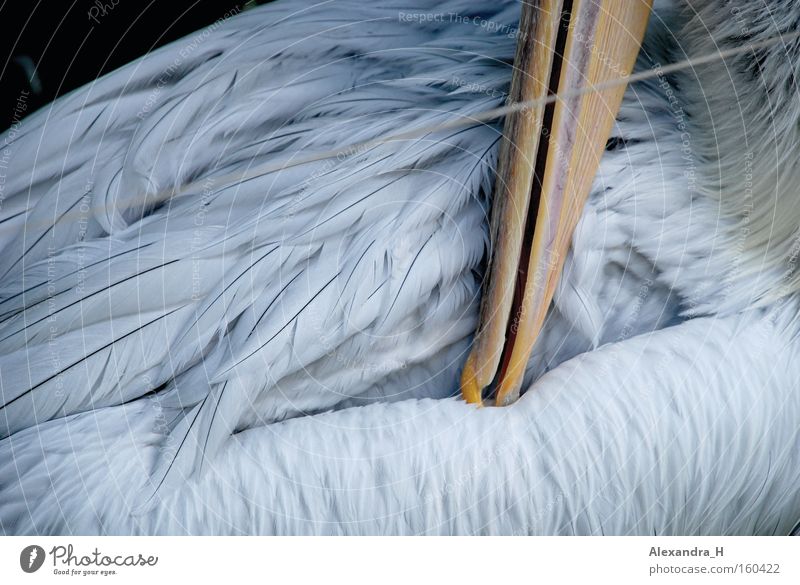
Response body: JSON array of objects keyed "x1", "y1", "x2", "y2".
[{"x1": 460, "y1": 0, "x2": 652, "y2": 406}]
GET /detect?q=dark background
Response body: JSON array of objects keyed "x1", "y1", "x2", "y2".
[{"x1": 0, "y1": 0, "x2": 272, "y2": 129}]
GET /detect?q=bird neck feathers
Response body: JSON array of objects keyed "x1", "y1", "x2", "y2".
[{"x1": 678, "y1": 0, "x2": 800, "y2": 312}]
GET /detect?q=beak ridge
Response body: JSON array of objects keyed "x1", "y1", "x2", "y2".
[{"x1": 462, "y1": 0, "x2": 653, "y2": 405}]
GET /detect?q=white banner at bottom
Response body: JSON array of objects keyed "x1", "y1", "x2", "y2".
[{"x1": 1, "y1": 536, "x2": 797, "y2": 584}]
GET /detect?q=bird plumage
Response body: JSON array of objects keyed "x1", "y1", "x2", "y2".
[
  {"x1": 0, "y1": 0, "x2": 516, "y2": 486},
  {"x1": 3, "y1": 305, "x2": 799, "y2": 534},
  {"x1": 1, "y1": 0, "x2": 799, "y2": 533}
]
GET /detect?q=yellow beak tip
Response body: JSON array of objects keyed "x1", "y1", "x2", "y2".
[{"x1": 459, "y1": 362, "x2": 484, "y2": 405}]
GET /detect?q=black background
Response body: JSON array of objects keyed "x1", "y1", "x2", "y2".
[{"x1": 0, "y1": 1, "x2": 266, "y2": 129}]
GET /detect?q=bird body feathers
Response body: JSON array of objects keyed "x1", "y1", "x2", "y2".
[{"x1": 1, "y1": 0, "x2": 799, "y2": 533}]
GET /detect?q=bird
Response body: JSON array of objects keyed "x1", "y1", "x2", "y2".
[{"x1": 1, "y1": 0, "x2": 799, "y2": 535}]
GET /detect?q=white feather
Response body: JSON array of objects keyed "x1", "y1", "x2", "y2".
[{"x1": 0, "y1": 0, "x2": 799, "y2": 533}]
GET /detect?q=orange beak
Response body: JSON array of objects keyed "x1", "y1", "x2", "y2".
[{"x1": 461, "y1": 0, "x2": 652, "y2": 405}]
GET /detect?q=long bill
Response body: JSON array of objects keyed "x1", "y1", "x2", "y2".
[{"x1": 461, "y1": 0, "x2": 652, "y2": 406}]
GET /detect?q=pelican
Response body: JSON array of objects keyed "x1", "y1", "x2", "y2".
[{"x1": 1, "y1": 0, "x2": 799, "y2": 534}]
